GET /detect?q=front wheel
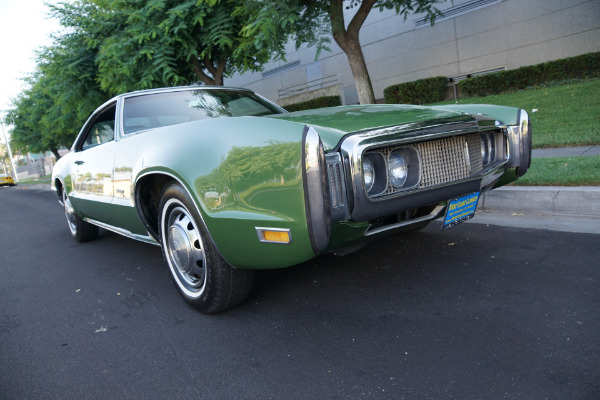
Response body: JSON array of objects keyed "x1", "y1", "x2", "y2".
[
  {"x1": 63, "y1": 188, "x2": 99, "y2": 242},
  {"x1": 159, "y1": 183, "x2": 254, "y2": 314}
]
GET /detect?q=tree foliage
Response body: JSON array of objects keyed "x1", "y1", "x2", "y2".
[
  {"x1": 7, "y1": 0, "x2": 292, "y2": 156},
  {"x1": 6, "y1": 32, "x2": 108, "y2": 159},
  {"x1": 53, "y1": 0, "x2": 290, "y2": 94},
  {"x1": 241, "y1": 0, "x2": 443, "y2": 104}
]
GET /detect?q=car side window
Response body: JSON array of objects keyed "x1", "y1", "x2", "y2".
[{"x1": 79, "y1": 104, "x2": 116, "y2": 151}]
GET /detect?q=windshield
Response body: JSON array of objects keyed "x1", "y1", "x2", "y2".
[{"x1": 122, "y1": 89, "x2": 285, "y2": 135}]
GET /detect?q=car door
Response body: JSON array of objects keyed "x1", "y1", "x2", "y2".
[{"x1": 69, "y1": 102, "x2": 118, "y2": 225}]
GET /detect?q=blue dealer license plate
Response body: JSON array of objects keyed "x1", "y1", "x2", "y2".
[{"x1": 442, "y1": 192, "x2": 480, "y2": 230}]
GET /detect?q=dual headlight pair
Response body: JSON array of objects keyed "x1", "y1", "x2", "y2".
[
  {"x1": 362, "y1": 146, "x2": 420, "y2": 197},
  {"x1": 480, "y1": 131, "x2": 497, "y2": 167}
]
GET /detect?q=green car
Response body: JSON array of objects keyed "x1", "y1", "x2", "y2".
[{"x1": 52, "y1": 86, "x2": 531, "y2": 313}]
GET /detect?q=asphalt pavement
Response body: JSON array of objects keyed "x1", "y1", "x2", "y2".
[{"x1": 1, "y1": 188, "x2": 599, "y2": 399}]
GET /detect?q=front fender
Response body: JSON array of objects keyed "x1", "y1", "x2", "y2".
[
  {"x1": 135, "y1": 117, "x2": 326, "y2": 269},
  {"x1": 51, "y1": 152, "x2": 75, "y2": 205}
]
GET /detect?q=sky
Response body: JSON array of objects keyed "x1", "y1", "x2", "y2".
[{"x1": 0, "y1": 0, "x2": 63, "y2": 132}]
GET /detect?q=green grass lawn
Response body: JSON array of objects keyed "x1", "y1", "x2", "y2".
[
  {"x1": 514, "y1": 156, "x2": 600, "y2": 186},
  {"x1": 17, "y1": 174, "x2": 52, "y2": 185},
  {"x1": 434, "y1": 78, "x2": 600, "y2": 148},
  {"x1": 432, "y1": 78, "x2": 600, "y2": 186}
]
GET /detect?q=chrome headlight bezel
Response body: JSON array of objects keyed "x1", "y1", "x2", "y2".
[
  {"x1": 362, "y1": 156, "x2": 375, "y2": 193},
  {"x1": 361, "y1": 146, "x2": 421, "y2": 198},
  {"x1": 480, "y1": 131, "x2": 497, "y2": 167},
  {"x1": 389, "y1": 146, "x2": 420, "y2": 190},
  {"x1": 362, "y1": 152, "x2": 387, "y2": 197}
]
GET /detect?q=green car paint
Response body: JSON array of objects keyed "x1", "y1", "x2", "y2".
[
  {"x1": 430, "y1": 104, "x2": 520, "y2": 126},
  {"x1": 54, "y1": 115, "x2": 318, "y2": 269},
  {"x1": 268, "y1": 104, "x2": 477, "y2": 150},
  {"x1": 137, "y1": 117, "x2": 317, "y2": 269},
  {"x1": 52, "y1": 87, "x2": 527, "y2": 272}
]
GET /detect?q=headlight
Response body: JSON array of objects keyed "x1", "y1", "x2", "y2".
[
  {"x1": 362, "y1": 156, "x2": 375, "y2": 193},
  {"x1": 481, "y1": 132, "x2": 497, "y2": 167},
  {"x1": 362, "y1": 152, "x2": 387, "y2": 196},
  {"x1": 488, "y1": 133, "x2": 496, "y2": 163},
  {"x1": 362, "y1": 146, "x2": 420, "y2": 197},
  {"x1": 480, "y1": 135, "x2": 490, "y2": 166},
  {"x1": 389, "y1": 150, "x2": 408, "y2": 188}
]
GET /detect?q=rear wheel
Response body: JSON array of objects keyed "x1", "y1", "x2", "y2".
[
  {"x1": 62, "y1": 188, "x2": 99, "y2": 242},
  {"x1": 159, "y1": 183, "x2": 254, "y2": 314}
]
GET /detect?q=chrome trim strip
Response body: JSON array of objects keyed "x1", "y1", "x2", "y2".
[
  {"x1": 255, "y1": 227, "x2": 293, "y2": 244},
  {"x1": 364, "y1": 205, "x2": 446, "y2": 236},
  {"x1": 517, "y1": 109, "x2": 531, "y2": 177},
  {"x1": 464, "y1": 141, "x2": 471, "y2": 173},
  {"x1": 325, "y1": 152, "x2": 350, "y2": 222},
  {"x1": 83, "y1": 217, "x2": 160, "y2": 246},
  {"x1": 506, "y1": 125, "x2": 520, "y2": 168},
  {"x1": 302, "y1": 126, "x2": 331, "y2": 253}
]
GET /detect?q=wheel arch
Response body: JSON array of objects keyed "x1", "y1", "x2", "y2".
[
  {"x1": 54, "y1": 177, "x2": 66, "y2": 206},
  {"x1": 134, "y1": 171, "x2": 178, "y2": 242}
]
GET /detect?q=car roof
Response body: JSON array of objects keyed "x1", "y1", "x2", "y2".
[{"x1": 116, "y1": 85, "x2": 254, "y2": 100}]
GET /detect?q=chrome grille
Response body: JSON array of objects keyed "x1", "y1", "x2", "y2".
[
  {"x1": 417, "y1": 135, "x2": 470, "y2": 188},
  {"x1": 467, "y1": 134, "x2": 483, "y2": 173},
  {"x1": 365, "y1": 133, "x2": 489, "y2": 198}
]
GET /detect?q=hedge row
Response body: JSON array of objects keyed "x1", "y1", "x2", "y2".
[
  {"x1": 283, "y1": 95, "x2": 342, "y2": 112},
  {"x1": 458, "y1": 52, "x2": 600, "y2": 97},
  {"x1": 383, "y1": 76, "x2": 448, "y2": 105}
]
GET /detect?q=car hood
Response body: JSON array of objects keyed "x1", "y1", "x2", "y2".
[{"x1": 266, "y1": 104, "x2": 475, "y2": 150}]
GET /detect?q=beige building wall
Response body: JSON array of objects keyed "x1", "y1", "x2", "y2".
[{"x1": 227, "y1": 0, "x2": 600, "y2": 104}]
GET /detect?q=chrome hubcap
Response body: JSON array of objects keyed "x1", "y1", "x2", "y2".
[
  {"x1": 168, "y1": 224, "x2": 192, "y2": 274},
  {"x1": 63, "y1": 191, "x2": 77, "y2": 234},
  {"x1": 165, "y1": 205, "x2": 206, "y2": 291}
]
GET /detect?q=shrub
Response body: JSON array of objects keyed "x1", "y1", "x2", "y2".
[
  {"x1": 283, "y1": 95, "x2": 342, "y2": 112},
  {"x1": 459, "y1": 52, "x2": 600, "y2": 97},
  {"x1": 383, "y1": 76, "x2": 448, "y2": 104}
]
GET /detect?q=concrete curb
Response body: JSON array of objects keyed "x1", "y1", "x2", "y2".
[{"x1": 479, "y1": 186, "x2": 600, "y2": 217}]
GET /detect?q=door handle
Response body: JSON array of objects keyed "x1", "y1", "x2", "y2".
[{"x1": 74, "y1": 161, "x2": 85, "y2": 165}]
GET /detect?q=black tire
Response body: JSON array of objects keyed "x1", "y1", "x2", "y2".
[
  {"x1": 62, "y1": 189, "x2": 99, "y2": 242},
  {"x1": 159, "y1": 183, "x2": 254, "y2": 314}
]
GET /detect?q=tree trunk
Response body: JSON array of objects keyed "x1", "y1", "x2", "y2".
[
  {"x1": 50, "y1": 148, "x2": 61, "y2": 161},
  {"x1": 329, "y1": 0, "x2": 377, "y2": 104},
  {"x1": 341, "y1": 37, "x2": 376, "y2": 104},
  {"x1": 192, "y1": 56, "x2": 226, "y2": 86}
]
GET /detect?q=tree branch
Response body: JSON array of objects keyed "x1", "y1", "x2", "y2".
[
  {"x1": 328, "y1": 0, "x2": 347, "y2": 47},
  {"x1": 192, "y1": 57, "x2": 216, "y2": 85},
  {"x1": 347, "y1": 0, "x2": 377, "y2": 37},
  {"x1": 215, "y1": 56, "x2": 227, "y2": 85},
  {"x1": 203, "y1": 53, "x2": 218, "y2": 77}
]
